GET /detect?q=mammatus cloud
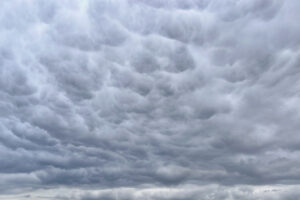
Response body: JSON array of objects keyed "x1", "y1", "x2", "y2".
[{"x1": 1, "y1": 0, "x2": 300, "y2": 199}]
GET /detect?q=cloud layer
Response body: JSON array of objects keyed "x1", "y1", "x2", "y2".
[{"x1": 1, "y1": 0, "x2": 300, "y2": 199}]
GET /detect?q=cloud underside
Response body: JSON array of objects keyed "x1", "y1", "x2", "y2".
[{"x1": 1, "y1": 0, "x2": 300, "y2": 199}]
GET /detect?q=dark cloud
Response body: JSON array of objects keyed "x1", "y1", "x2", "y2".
[{"x1": 1, "y1": 0, "x2": 300, "y2": 199}]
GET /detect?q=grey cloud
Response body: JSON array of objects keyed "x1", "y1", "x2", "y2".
[
  {"x1": 33, "y1": 185, "x2": 300, "y2": 200},
  {"x1": 1, "y1": 0, "x2": 300, "y2": 199}
]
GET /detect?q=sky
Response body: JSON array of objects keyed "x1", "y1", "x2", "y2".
[{"x1": 1, "y1": 0, "x2": 300, "y2": 199}]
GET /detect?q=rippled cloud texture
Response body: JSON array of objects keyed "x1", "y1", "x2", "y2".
[{"x1": 1, "y1": 0, "x2": 300, "y2": 199}]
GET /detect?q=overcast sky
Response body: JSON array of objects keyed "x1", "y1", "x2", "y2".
[{"x1": 1, "y1": 0, "x2": 300, "y2": 199}]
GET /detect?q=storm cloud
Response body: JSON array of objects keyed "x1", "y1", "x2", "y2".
[{"x1": 1, "y1": 0, "x2": 300, "y2": 199}]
